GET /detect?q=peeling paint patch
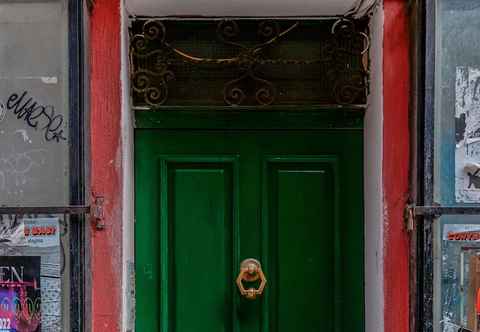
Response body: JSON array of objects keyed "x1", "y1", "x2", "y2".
[
  {"x1": 15, "y1": 129, "x2": 32, "y2": 143},
  {"x1": 40, "y1": 76, "x2": 58, "y2": 84},
  {"x1": 0, "y1": 102, "x2": 5, "y2": 123}
]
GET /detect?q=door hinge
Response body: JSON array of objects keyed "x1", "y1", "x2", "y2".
[
  {"x1": 404, "y1": 204, "x2": 416, "y2": 232},
  {"x1": 404, "y1": 203, "x2": 443, "y2": 232},
  {"x1": 92, "y1": 195, "x2": 105, "y2": 230}
]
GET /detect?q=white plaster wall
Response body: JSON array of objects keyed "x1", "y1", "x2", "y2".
[
  {"x1": 364, "y1": 4, "x2": 384, "y2": 332},
  {"x1": 121, "y1": 0, "x2": 136, "y2": 330},
  {"x1": 126, "y1": 0, "x2": 357, "y2": 17},
  {"x1": 126, "y1": 0, "x2": 378, "y2": 18}
]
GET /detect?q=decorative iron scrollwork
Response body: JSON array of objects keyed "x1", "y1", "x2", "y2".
[
  {"x1": 216, "y1": 19, "x2": 298, "y2": 106},
  {"x1": 130, "y1": 21, "x2": 174, "y2": 106},
  {"x1": 325, "y1": 18, "x2": 370, "y2": 104},
  {"x1": 129, "y1": 18, "x2": 370, "y2": 107}
]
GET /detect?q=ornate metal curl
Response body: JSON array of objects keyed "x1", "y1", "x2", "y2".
[
  {"x1": 223, "y1": 68, "x2": 277, "y2": 106},
  {"x1": 130, "y1": 20, "x2": 174, "y2": 106},
  {"x1": 327, "y1": 18, "x2": 369, "y2": 104},
  {"x1": 222, "y1": 52, "x2": 273, "y2": 105},
  {"x1": 217, "y1": 20, "x2": 245, "y2": 50},
  {"x1": 331, "y1": 18, "x2": 369, "y2": 55},
  {"x1": 331, "y1": 70, "x2": 366, "y2": 105},
  {"x1": 218, "y1": 20, "x2": 296, "y2": 106}
]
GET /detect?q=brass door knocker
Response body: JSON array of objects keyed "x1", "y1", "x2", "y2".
[{"x1": 236, "y1": 258, "x2": 267, "y2": 300}]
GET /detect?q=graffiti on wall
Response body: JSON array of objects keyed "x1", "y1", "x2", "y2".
[
  {"x1": 0, "y1": 147, "x2": 47, "y2": 197},
  {"x1": 4, "y1": 91, "x2": 66, "y2": 143},
  {"x1": 0, "y1": 87, "x2": 68, "y2": 204}
]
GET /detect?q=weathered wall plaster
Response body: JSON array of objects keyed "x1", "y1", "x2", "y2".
[
  {"x1": 126, "y1": 0, "x2": 357, "y2": 17},
  {"x1": 364, "y1": 4, "x2": 384, "y2": 332},
  {"x1": 121, "y1": 0, "x2": 136, "y2": 330}
]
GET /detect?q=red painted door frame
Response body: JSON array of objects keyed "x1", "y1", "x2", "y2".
[
  {"x1": 90, "y1": 0, "x2": 123, "y2": 330},
  {"x1": 383, "y1": 1, "x2": 410, "y2": 332}
]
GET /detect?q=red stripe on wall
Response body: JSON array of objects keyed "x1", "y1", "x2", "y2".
[
  {"x1": 90, "y1": 0, "x2": 122, "y2": 330},
  {"x1": 383, "y1": 1, "x2": 410, "y2": 332}
]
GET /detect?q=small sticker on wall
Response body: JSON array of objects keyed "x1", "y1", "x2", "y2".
[
  {"x1": 455, "y1": 67, "x2": 480, "y2": 202},
  {"x1": 22, "y1": 218, "x2": 59, "y2": 248}
]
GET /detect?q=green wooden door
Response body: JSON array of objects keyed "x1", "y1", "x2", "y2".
[{"x1": 135, "y1": 128, "x2": 364, "y2": 332}]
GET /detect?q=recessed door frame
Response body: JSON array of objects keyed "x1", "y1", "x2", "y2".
[{"x1": 98, "y1": 4, "x2": 390, "y2": 331}]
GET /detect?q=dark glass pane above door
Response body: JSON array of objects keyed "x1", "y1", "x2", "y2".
[{"x1": 129, "y1": 19, "x2": 369, "y2": 108}]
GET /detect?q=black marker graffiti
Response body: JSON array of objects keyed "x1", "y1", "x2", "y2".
[{"x1": 5, "y1": 91, "x2": 67, "y2": 143}]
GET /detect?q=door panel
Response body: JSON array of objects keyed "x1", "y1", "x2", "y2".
[
  {"x1": 135, "y1": 130, "x2": 364, "y2": 332},
  {"x1": 265, "y1": 160, "x2": 336, "y2": 332},
  {"x1": 169, "y1": 162, "x2": 235, "y2": 332}
]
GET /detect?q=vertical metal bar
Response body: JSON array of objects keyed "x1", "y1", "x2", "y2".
[
  {"x1": 460, "y1": 251, "x2": 465, "y2": 324},
  {"x1": 422, "y1": 0, "x2": 436, "y2": 331},
  {"x1": 409, "y1": 1, "x2": 424, "y2": 331},
  {"x1": 424, "y1": 0, "x2": 435, "y2": 206},
  {"x1": 68, "y1": 0, "x2": 85, "y2": 331}
]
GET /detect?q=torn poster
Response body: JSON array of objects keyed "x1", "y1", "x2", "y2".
[
  {"x1": 0, "y1": 256, "x2": 41, "y2": 332},
  {"x1": 0, "y1": 218, "x2": 59, "y2": 248},
  {"x1": 455, "y1": 67, "x2": 480, "y2": 202}
]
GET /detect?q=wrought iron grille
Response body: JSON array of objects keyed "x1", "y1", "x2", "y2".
[{"x1": 129, "y1": 18, "x2": 370, "y2": 108}]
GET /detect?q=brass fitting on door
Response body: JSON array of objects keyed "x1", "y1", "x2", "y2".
[{"x1": 236, "y1": 258, "x2": 267, "y2": 300}]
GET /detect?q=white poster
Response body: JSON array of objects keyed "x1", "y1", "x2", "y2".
[
  {"x1": 455, "y1": 67, "x2": 480, "y2": 202},
  {"x1": 0, "y1": 217, "x2": 59, "y2": 248},
  {"x1": 23, "y1": 218, "x2": 60, "y2": 248}
]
